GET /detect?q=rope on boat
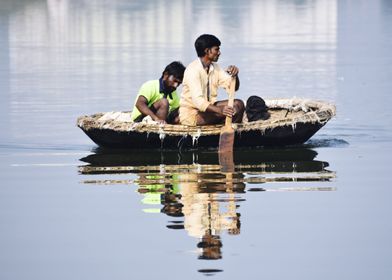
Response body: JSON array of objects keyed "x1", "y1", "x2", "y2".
[{"x1": 77, "y1": 98, "x2": 336, "y2": 136}]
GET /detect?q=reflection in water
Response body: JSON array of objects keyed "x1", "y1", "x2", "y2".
[
  {"x1": 47, "y1": 0, "x2": 69, "y2": 44},
  {"x1": 79, "y1": 148, "x2": 335, "y2": 261}
]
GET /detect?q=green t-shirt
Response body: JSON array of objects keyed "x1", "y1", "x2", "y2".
[{"x1": 131, "y1": 80, "x2": 180, "y2": 121}]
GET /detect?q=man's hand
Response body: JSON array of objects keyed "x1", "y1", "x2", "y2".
[
  {"x1": 152, "y1": 115, "x2": 167, "y2": 124},
  {"x1": 221, "y1": 105, "x2": 235, "y2": 117},
  {"x1": 226, "y1": 65, "x2": 239, "y2": 77}
]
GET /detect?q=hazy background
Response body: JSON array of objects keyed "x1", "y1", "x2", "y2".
[{"x1": 1, "y1": 0, "x2": 391, "y2": 279}]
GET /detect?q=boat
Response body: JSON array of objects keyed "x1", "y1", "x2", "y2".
[{"x1": 77, "y1": 98, "x2": 336, "y2": 150}]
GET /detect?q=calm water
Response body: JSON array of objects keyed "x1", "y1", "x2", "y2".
[{"x1": 1, "y1": 0, "x2": 392, "y2": 279}]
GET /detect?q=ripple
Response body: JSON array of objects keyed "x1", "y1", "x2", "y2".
[
  {"x1": 305, "y1": 138, "x2": 349, "y2": 148},
  {"x1": 0, "y1": 142, "x2": 93, "y2": 152},
  {"x1": 198, "y1": 269, "x2": 223, "y2": 275}
]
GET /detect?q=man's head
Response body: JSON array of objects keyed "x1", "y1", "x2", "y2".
[
  {"x1": 195, "y1": 34, "x2": 221, "y2": 61},
  {"x1": 162, "y1": 61, "x2": 186, "y2": 91}
]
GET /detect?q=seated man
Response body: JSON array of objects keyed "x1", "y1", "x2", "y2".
[
  {"x1": 179, "y1": 34, "x2": 245, "y2": 126},
  {"x1": 131, "y1": 61, "x2": 186, "y2": 124}
]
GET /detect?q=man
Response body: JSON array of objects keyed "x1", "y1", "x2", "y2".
[
  {"x1": 131, "y1": 61, "x2": 185, "y2": 124},
  {"x1": 179, "y1": 34, "x2": 244, "y2": 126}
]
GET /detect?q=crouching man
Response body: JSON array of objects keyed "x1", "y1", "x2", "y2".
[{"x1": 131, "y1": 61, "x2": 186, "y2": 124}]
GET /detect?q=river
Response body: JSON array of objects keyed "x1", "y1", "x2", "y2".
[{"x1": 0, "y1": 0, "x2": 391, "y2": 279}]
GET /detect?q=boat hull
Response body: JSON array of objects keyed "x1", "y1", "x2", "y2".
[
  {"x1": 80, "y1": 121, "x2": 325, "y2": 150},
  {"x1": 78, "y1": 98, "x2": 335, "y2": 150}
]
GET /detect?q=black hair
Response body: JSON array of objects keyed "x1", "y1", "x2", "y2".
[
  {"x1": 194, "y1": 34, "x2": 221, "y2": 57},
  {"x1": 162, "y1": 61, "x2": 186, "y2": 81}
]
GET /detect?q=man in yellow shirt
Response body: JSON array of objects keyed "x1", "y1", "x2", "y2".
[
  {"x1": 131, "y1": 61, "x2": 185, "y2": 124},
  {"x1": 179, "y1": 34, "x2": 245, "y2": 126}
]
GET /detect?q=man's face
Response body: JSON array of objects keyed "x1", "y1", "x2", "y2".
[
  {"x1": 206, "y1": 46, "x2": 221, "y2": 62},
  {"x1": 165, "y1": 75, "x2": 182, "y2": 91}
]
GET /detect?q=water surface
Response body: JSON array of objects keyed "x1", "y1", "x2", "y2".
[{"x1": 1, "y1": 0, "x2": 392, "y2": 279}]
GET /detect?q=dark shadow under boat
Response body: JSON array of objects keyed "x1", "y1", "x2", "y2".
[{"x1": 79, "y1": 147, "x2": 331, "y2": 176}]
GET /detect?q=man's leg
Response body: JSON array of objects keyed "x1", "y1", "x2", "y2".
[
  {"x1": 166, "y1": 108, "x2": 180, "y2": 124},
  {"x1": 215, "y1": 99, "x2": 245, "y2": 123},
  {"x1": 195, "y1": 109, "x2": 225, "y2": 125},
  {"x1": 134, "y1": 98, "x2": 169, "y2": 122},
  {"x1": 152, "y1": 98, "x2": 169, "y2": 120},
  {"x1": 195, "y1": 99, "x2": 244, "y2": 125},
  {"x1": 232, "y1": 99, "x2": 245, "y2": 123}
]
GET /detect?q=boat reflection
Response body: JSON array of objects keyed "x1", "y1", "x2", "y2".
[{"x1": 79, "y1": 148, "x2": 335, "y2": 260}]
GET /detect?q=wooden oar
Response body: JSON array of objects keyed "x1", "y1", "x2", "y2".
[{"x1": 218, "y1": 78, "x2": 236, "y2": 154}]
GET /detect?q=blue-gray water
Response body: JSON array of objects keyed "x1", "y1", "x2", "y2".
[{"x1": 1, "y1": 0, "x2": 392, "y2": 279}]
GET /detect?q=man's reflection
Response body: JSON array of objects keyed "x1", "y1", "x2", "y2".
[
  {"x1": 79, "y1": 148, "x2": 335, "y2": 260},
  {"x1": 137, "y1": 172, "x2": 244, "y2": 260}
]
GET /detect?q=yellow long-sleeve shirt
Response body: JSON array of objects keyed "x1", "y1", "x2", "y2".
[{"x1": 179, "y1": 59, "x2": 232, "y2": 126}]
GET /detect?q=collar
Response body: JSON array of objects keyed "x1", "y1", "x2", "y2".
[
  {"x1": 159, "y1": 77, "x2": 174, "y2": 99},
  {"x1": 199, "y1": 58, "x2": 214, "y2": 73}
]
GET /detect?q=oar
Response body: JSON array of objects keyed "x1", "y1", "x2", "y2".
[{"x1": 218, "y1": 78, "x2": 236, "y2": 154}]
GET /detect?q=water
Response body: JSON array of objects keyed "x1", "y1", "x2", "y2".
[{"x1": 1, "y1": 0, "x2": 392, "y2": 279}]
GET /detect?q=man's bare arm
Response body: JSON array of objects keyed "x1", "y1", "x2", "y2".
[{"x1": 135, "y1": 96, "x2": 162, "y2": 122}]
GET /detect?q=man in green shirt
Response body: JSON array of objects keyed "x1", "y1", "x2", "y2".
[{"x1": 131, "y1": 61, "x2": 185, "y2": 124}]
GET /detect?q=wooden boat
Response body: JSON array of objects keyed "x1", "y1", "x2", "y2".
[{"x1": 77, "y1": 98, "x2": 335, "y2": 150}]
